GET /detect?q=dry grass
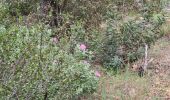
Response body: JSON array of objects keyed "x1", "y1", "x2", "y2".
[
  {"x1": 95, "y1": 73, "x2": 150, "y2": 100},
  {"x1": 84, "y1": 37, "x2": 170, "y2": 100},
  {"x1": 162, "y1": 16, "x2": 170, "y2": 36}
]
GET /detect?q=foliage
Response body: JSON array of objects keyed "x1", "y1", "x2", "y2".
[
  {"x1": 0, "y1": 0, "x2": 168, "y2": 99},
  {"x1": 0, "y1": 24, "x2": 98, "y2": 99},
  {"x1": 100, "y1": 12, "x2": 165, "y2": 70},
  {"x1": 6, "y1": 0, "x2": 38, "y2": 16}
]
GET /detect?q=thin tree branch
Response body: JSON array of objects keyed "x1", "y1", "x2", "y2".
[{"x1": 143, "y1": 43, "x2": 148, "y2": 71}]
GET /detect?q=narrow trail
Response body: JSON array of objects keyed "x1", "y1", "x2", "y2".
[{"x1": 147, "y1": 38, "x2": 170, "y2": 99}]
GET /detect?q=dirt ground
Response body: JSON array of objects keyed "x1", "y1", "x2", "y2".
[{"x1": 146, "y1": 37, "x2": 170, "y2": 99}]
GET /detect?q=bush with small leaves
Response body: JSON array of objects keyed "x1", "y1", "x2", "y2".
[{"x1": 0, "y1": 24, "x2": 98, "y2": 99}]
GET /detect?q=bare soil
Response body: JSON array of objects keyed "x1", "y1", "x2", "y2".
[{"x1": 146, "y1": 37, "x2": 170, "y2": 99}]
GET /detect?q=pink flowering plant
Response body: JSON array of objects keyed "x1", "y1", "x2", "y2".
[
  {"x1": 95, "y1": 71, "x2": 101, "y2": 77},
  {"x1": 79, "y1": 43, "x2": 87, "y2": 51},
  {"x1": 74, "y1": 43, "x2": 88, "y2": 59},
  {"x1": 75, "y1": 43, "x2": 95, "y2": 62},
  {"x1": 52, "y1": 37, "x2": 58, "y2": 44}
]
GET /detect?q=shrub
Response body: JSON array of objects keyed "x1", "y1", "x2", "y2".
[
  {"x1": 100, "y1": 12, "x2": 165, "y2": 70},
  {"x1": 0, "y1": 24, "x2": 98, "y2": 99},
  {"x1": 6, "y1": 0, "x2": 38, "y2": 16}
]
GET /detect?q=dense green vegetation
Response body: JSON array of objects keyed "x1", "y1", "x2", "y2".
[{"x1": 0, "y1": 0, "x2": 168, "y2": 99}]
